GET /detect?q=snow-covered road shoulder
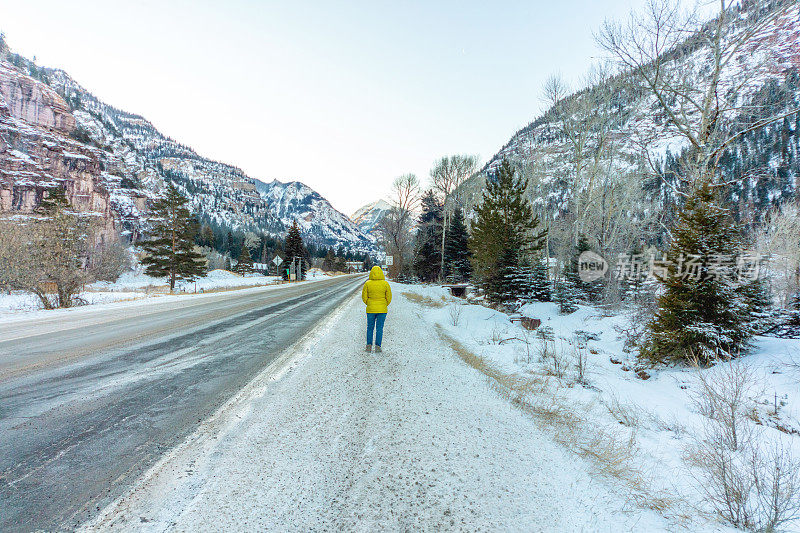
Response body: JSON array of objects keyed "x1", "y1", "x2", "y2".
[
  {"x1": 0, "y1": 270, "x2": 336, "y2": 325},
  {"x1": 83, "y1": 288, "x2": 675, "y2": 532},
  {"x1": 405, "y1": 284, "x2": 800, "y2": 532}
]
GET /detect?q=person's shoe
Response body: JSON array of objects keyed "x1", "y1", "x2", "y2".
[
  {"x1": 365, "y1": 344, "x2": 372, "y2": 353},
  {"x1": 374, "y1": 346, "x2": 382, "y2": 353}
]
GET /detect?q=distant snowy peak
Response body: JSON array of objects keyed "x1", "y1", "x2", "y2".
[
  {"x1": 254, "y1": 179, "x2": 377, "y2": 253},
  {"x1": 350, "y1": 199, "x2": 392, "y2": 236}
]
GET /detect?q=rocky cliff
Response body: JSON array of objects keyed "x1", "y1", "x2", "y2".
[
  {"x1": 0, "y1": 63, "x2": 116, "y2": 240},
  {"x1": 0, "y1": 63, "x2": 74, "y2": 132}
]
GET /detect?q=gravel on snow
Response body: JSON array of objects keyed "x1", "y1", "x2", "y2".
[{"x1": 84, "y1": 292, "x2": 670, "y2": 532}]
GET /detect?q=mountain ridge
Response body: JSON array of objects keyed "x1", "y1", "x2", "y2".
[
  {"x1": 0, "y1": 39, "x2": 378, "y2": 254},
  {"x1": 459, "y1": 0, "x2": 800, "y2": 232}
]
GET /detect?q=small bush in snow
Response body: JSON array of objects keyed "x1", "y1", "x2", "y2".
[
  {"x1": 536, "y1": 325, "x2": 555, "y2": 341},
  {"x1": 603, "y1": 393, "x2": 641, "y2": 428},
  {"x1": 692, "y1": 359, "x2": 760, "y2": 451},
  {"x1": 572, "y1": 336, "x2": 589, "y2": 384},
  {"x1": 689, "y1": 360, "x2": 800, "y2": 531},
  {"x1": 518, "y1": 326, "x2": 536, "y2": 364},
  {"x1": 539, "y1": 340, "x2": 568, "y2": 379},
  {"x1": 489, "y1": 324, "x2": 508, "y2": 344},
  {"x1": 447, "y1": 304, "x2": 463, "y2": 326}
]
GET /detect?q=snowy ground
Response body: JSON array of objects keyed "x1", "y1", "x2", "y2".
[
  {"x1": 0, "y1": 269, "x2": 324, "y2": 318},
  {"x1": 407, "y1": 285, "x2": 800, "y2": 532},
  {"x1": 82, "y1": 289, "x2": 684, "y2": 532}
]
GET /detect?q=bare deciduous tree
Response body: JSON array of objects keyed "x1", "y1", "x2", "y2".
[
  {"x1": 243, "y1": 231, "x2": 260, "y2": 252},
  {"x1": 690, "y1": 359, "x2": 800, "y2": 530},
  {"x1": 537, "y1": 67, "x2": 650, "y2": 291},
  {"x1": 0, "y1": 212, "x2": 93, "y2": 308},
  {"x1": 430, "y1": 154, "x2": 479, "y2": 280},
  {"x1": 598, "y1": 0, "x2": 799, "y2": 191},
  {"x1": 379, "y1": 173, "x2": 420, "y2": 278},
  {"x1": 0, "y1": 210, "x2": 127, "y2": 308},
  {"x1": 756, "y1": 202, "x2": 800, "y2": 308},
  {"x1": 87, "y1": 240, "x2": 132, "y2": 283}
]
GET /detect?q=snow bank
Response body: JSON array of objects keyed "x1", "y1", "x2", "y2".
[
  {"x1": 0, "y1": 270, "x2": 283, "y2": 318},
  {"x1": 402, "y1": 283, "x2": 800, "y2": 531}
]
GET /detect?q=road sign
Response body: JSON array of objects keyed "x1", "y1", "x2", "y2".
[
  {"x1": 273, "y1": 255, "x2": 283, "y2": 267},
  {"x1": 385, "y1": 255, "x2": 394, "y2": 266}
]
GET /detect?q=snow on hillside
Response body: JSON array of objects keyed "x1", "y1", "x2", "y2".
[
  {"x1": 254, "y1": 179, "x2": 377, "y2": 253},
  {"x1": 44, "y1": 68, "x2": 286, "y2": 240},
  {"x1": 402, "y1": 284, "x2": 800, "y2": 531},
  {"x1": 0, "y1": 45, "x2": 377, "y2": 253},
  {"x1": 51, "y1": 69, "x2": 377, "y2": 252},
  {"x1": 350, "y1": 199, "x2": 391, "y2": 236},
  {"x1": 460, "y1": 1, "x2": 800, "y2": 222}
]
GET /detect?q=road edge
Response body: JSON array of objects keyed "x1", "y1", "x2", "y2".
[{"x1": 78, "y1": 279, "x2": 362, "y2": 531}]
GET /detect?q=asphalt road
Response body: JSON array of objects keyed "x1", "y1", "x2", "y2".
[{"x1": 0, "y1": 275, "x2": 363, "y2": 532}]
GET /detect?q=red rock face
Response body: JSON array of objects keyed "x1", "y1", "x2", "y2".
[
  {"x1": 0, "y1": 62, "x2": 116, "y2": 241},
  {"x1": 743, "y1": 3, "x2": 800, "y2": 74},
  {"x1": 0, "y1": 64, "x2": 75, "y2": 133}
]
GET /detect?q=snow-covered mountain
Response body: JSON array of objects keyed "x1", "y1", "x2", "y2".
[
  {"x1": 350, "y1": 199, "x2": 391, "y2": 236},
  {"x1": 0, "y1": 38, "x2": 378, "y2": 253},
  {"x1": 254, "y1": 179, "x2": 376, "y2": 253},
  {"x1": 459, "y1": 0, "x2": 800, "y2": 228}
]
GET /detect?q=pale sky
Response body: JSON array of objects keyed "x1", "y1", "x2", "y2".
[{"x1": 0, "y1": 0, "x2": 681, "y2": 215}]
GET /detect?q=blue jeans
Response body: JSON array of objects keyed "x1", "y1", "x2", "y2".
[{"x1": 366, "y1": 313, "x2": 387, "y2": 346}]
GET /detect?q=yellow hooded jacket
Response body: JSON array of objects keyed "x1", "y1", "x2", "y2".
[{"x1": 362, "y1": 266, "x2": 392, "y2": 314}]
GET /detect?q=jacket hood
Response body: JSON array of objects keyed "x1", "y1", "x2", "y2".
[{"x1": 369, "y1": 266, "x2": 385, "y2": 280}]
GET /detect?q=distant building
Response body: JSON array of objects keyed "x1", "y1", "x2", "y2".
[{"x1": 345, "y1": 261, "x2": 363, "y2": 273}]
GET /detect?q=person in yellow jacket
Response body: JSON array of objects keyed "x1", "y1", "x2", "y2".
[{"x1": 361, "y1": 266, "x2": 392, "y2": 353}]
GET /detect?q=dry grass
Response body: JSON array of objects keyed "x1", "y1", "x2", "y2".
[
  {"x1": 401, "y1": 291, "x2": 446, "y2": 308},
  {"x1": 603, "y1": 393, "x2": 643, "y2": 428},
  {"x1": 435, "y1": 325, "x2": 679, "y2": 516}
]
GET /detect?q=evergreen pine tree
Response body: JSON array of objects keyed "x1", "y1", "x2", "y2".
[
  {"x1": 641, "y1": 182, "x2": 754, "y2": 365},
  {"x1": 469, "y1": 159, "x2": 545, "y2": 302},
  {"x1": 413, "y1": 191, "x2": 443, "y2": 282},
  {"x1": 225, "y1": 231, "x2": 234, "y2": 256},
  {"x1": 37, "y1": 186, "x2": 70, "y2": 214},
  {"x1": 234, "y1": 244, "x2": 254, "y2": 274},
  {"x1": 322, "y1": 249, "x2": 336, "y2": 272},
  {"x1": 509, "y1": 259, "x2": 537, "y2": 302},
  {"x1": 198, "y1": 224, "x2": 215, "y2": 248},
  {"x1": 571, "y1": 235, "x2": 603, "y2": 302},
  {"x1": 284, "y1": 221, "x2": 307, "y2": 280},
  {"x1": 443, "y1": 207, "x2": 472, "y2": 282},
  {"x1": 554, "y1": 274, "x2": 580, "y2": 314},
  {"x1": 490, "y1": 247, "x2": 521, "y2": 302},
  {"x1": 529, "y1": 256, "x2": 552, "y2": 302},
  {"x1": 142, "y1": 183, "x2": 206, "y2": 291}
]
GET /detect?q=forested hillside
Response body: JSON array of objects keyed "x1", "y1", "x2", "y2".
[{"x1": 459, "y1": 0, "x2": 799, "y2": 261}]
